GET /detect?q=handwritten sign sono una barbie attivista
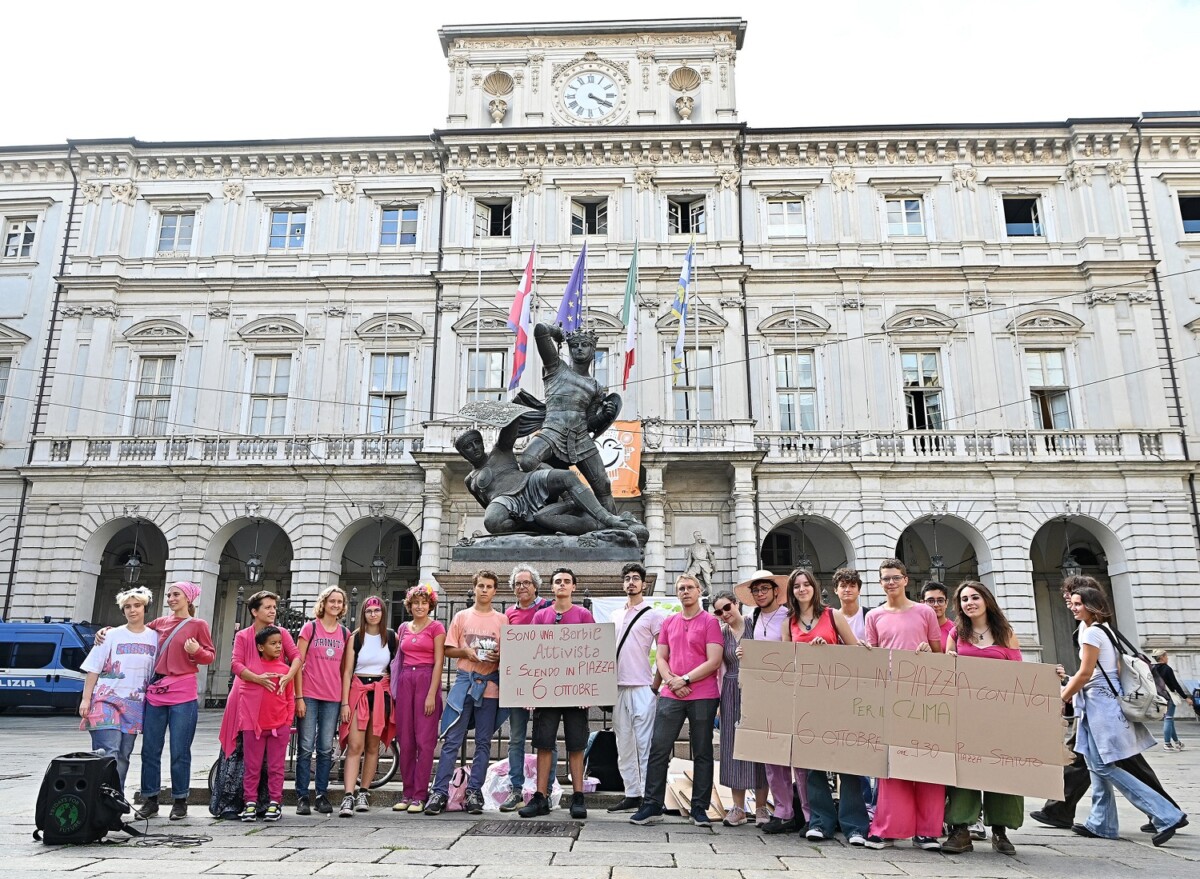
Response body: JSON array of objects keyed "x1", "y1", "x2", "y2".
[{"x1": 498, "y1": 623, "x2": 618, "y2": 708}]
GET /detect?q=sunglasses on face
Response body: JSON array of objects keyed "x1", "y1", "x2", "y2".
[{"x1": 714, "y1": 604, "x2": 734, "y2": 614}]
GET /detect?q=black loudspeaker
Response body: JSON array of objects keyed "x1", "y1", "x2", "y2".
[{"x1": 34, "y1": 752, "x2": 130, "y2": 844}]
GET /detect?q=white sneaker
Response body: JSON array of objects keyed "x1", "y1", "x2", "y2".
[
  {"x1": 848, "y1": 833, "x2": 867, "y2": 847},
  {"x1": 755, "y1": 806, "x2": 772, "y2": 827},
  {"x1": 969, "y1": 821, "x2": 987, "y2": 840},
  {"x1": 805, "y1": 827, "x2": 826, "y2": 841}
]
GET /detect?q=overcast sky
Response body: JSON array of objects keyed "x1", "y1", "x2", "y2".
[{"x1": 4, "y1": 0, "x2": 1197, "y2": 146}]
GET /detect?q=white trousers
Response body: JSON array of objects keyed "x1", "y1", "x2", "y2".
[{"x1": 613, "y1": 684, "x2": 657, "y2": 797}]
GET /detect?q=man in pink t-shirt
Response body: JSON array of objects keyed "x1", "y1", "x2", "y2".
[
  {"x1": 921, "y1": 581, "x2": 955, "y2": 650},
  {"x1": 630, "y1": 574, "x2": 723, "y2": 828}
]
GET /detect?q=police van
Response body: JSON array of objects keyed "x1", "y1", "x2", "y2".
[{"x1": 0, "y1": 619, "x2": 98, "y2": 711}]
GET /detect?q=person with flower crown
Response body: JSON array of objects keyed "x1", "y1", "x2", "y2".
[{"x1": 390, "y1": 583, "x2": 446, "y2": 813}]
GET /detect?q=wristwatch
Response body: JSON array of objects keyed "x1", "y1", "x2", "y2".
[{"x1": 682, "y1": 674, "x2": 691, "y2": 685}]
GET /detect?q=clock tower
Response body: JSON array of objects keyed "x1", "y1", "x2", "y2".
[{"x1": 438, "y1": 18, "x2": 746, "y2": 129}]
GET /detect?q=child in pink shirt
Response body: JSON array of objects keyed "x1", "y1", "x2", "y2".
[{"x1": 239, "y1": 627, "x2": 294, "y2": 823}]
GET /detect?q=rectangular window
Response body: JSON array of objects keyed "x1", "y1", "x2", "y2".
[
  {"x1": 1026, "y1": 350, "x2": 1072, "y2": 429},
  {"x1": 1003, "y1": 196, "x2": 1042, "y2": 237},
  {"x1": 901, "y1": 350, "x2": 943, "y2": 430},
  {"x1": 367, "y1": 353, "x2": 410, "y2": 434},
  {"x1": 3, "y1": 218, "x2": 35, "y2": 259},
  {"x1": 767, "y1": 199, "x2": 805, "y2": 237},
  {"x1": 467, "y1": 349, "x2": 506, "y2": 402},
  {"x1": 775, "y1": 351, "x2": 817, "y2": 432},
  {"x1": 672, "y1": 346, "x2": 714, "y2": 420},
  {"x1": 571, "y1": 199, "x2": 608, "y2": 235},
  {"x1": 132, "y1": 356, "x2": 175, "y2": 436},
  {"x1": 157, "y1": 212, "x2": 195, "y2": 253},
  {"x1": 1180, "y1": 196, "x2": 1200, "y2": 234},
  {"x1": 250, "y1": 355, "x2": 291, "y2": 435},
  {"x1": 474, "y1": 201, "x2": 512, "y2": 238},
  {"x1": 0, "y1": 357, "x2": 10, "y2": 422},
  {"x1": 269, "y1": 209, "x2": 307, "y2": 250},
  {"x1": 380, "y1": 207, "x2": 418, "y2": 246},
  {"x1": 668, "y1": 198, "x2": 706, "y2": 235},
  {"x1": 593, "y1": 349, "x2": 609, "y2": 388},
  {"x1": 761, "y1": 532, "x2": 792, "y2": 570},
  {"x1": 886, "y1": 198, "x2": 924, "y2": 236}
]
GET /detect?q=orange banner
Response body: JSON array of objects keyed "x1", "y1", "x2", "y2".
[{"x1": 598, "y1": 420, "x2": 642, "y2": 498}]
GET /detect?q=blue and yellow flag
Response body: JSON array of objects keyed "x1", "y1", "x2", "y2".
[{"x1": 670, "y1": 242, "x2": 695, "y2": 384}]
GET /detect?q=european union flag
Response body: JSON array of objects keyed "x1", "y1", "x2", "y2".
[{"x1": 556, "y1": 242, "x2": 587, "y2": 332}]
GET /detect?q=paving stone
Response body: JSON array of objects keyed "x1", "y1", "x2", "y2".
[
  {"x1": 779, "y1": 860, "x2": 908, "y2": 875},
  {"x1": 674, "y1": 850, "x2": 785, "y2": 869},
  {"x1": 448, "y1": 836, "x2": 574, "y2": 852},
  {"x1": 70, "y1": 859, "x2": 222, "y2": 874},
  {"x1": 552, "y1": 849, "x2": 673, "y2": 866},
  {"x1": 380, "y1": 850, "x2": 553, "y2": 867},
  {"x1": 307, "y1": 865, "x2": 440, "y2": 878},
  {"x1": 572, "y1": 841, "x2": 699, "y2": 854},
  {"x1": 280, "y1": 847, "x2": 389, "y2": 862},
  {"x1": 494, "y1": 869, "x2": 611, "y2": 879},
  {"x1": 201, "y1": 864, "x2": 325, "y2": 876},
  {"x1": 612, "y1": 869, "x2": 741, "y2": 879}
]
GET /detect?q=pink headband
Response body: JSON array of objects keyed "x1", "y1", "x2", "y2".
[
  {"x1": 363, "y1": 597, "x2": 383, "y2": 611},
  {"x1": 172, "y1": 581, "x2": 201, "y2": 604}
]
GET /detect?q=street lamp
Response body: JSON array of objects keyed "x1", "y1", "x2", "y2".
[
  {"x1": 124, "y1": 518, "x2": 144, "y2": 585},
  {"x1": 370, "y1": 517, "x2": 389, "y2": 589},
  {"x1": 1061, "y1": 517, "x2": 1082, "y2": 579},
  {"x1": 796, "y1": 517, "x2": 814, "y2": 574},
  {"x1": 245, "y1": 519, "x2": 264, "y2": 585},
  {"x1": 929, "y1": 517, "x2": 946, "y2": 583}
]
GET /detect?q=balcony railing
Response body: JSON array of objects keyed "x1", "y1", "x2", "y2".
[{"x1": 33, "y1": 434, "x2": 424, "y2": 467}]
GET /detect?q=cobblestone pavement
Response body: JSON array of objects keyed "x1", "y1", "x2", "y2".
[{"x1": 0, "y1": 710, "x2": 1196, "y2": 878}]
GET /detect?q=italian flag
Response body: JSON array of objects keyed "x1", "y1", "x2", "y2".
[{"x1": 621, "y1": 243, "x2": 638, "y2": 389}]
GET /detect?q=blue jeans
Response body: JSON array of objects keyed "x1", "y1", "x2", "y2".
[
  {"x1": 90, "y1": 728, "x2": 138, "y2": 789},
  {"x1": 296, "y1": 697, "x2": 340, "y2": 798},
  {"x1": 507, "y1": 706, "x2": 557, "y2": 789},
  {"x1": 1077, "y1": 720, "x2": 1185, "y2": 837},
  {"x1": 432, "y1": 696, "x2": 499, "y2": 795},
  {"x1": 1162, "y1": 699, "x2": 1180, "y2": 746},
  {"x1": 140, "y1": 699, "x2": 198, "y2": 800},
  {"x1": 807, "y1": 770, "x2": 870, "y2": 839}
]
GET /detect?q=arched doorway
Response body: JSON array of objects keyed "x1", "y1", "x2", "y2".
[
  {"x1": 206, "y1": 519, "x2": 294, "y2": 702},
  {"x1": 759, "y1": 516, "x2": 854, "y2": 600},
  {"x1": 89, "y1": 519, "x2": 169, "y2": 628},
  {"x1": 1030, "y1": 518, "x2": 1116, "y2": 673},
  {"x1": 894, "y1": 517, "x2": 980, "y2": 605},
  {"x1": 339, "y1": 518, "x2": 420, "y2": 631}
]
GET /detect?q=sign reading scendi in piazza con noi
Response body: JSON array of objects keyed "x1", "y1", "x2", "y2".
[{"x1": 733, "y1": 640, "x2": 1068, "y2": 799}]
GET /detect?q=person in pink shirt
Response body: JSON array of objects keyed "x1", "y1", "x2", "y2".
[
  {"x1": 238, "y1": 626, "x2": 295, "y2": 823},
  {"x1": 519, "y1": 568, "x2": 596, "y2": 819},
  {"x1": 863, "y1": 559, "x2": 945, "y2": 850},
  {"x1": 390, "y1": 584, "x2": 445, "y2": 813},
  {"x1": 921, "y1": 581, "x2": 955, "y2": 650},
  {"x1": 630, "y1": 574, "x2": 723, "y2": 828},
  {"x1": 295, "y1": 585, "x2": 349, "y2": 815}
]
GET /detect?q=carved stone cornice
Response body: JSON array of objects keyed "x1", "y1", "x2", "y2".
[{"x1": 74, "y1": 147, "x2": 441, "y2": 182}]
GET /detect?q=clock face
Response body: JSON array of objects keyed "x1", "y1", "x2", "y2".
[{"x1": 562, "y1": 71, "x2": 621, "y2": 123}]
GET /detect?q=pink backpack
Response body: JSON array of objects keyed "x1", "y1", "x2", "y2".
[{"x1": 446, "y1": 766, "x2": 470, "y2": 812}]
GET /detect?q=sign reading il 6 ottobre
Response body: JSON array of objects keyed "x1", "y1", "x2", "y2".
[{"x1": 499, "y1": 623, "x2": 618, "y2": 708}]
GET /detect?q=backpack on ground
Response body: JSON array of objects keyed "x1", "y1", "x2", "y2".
[
  {"x1": 584, "y1": 729, "x2": 622, "y2": 791},
  {"x1": 1096, "y1": 625, "x2": 1167, "y2": 724},
  {"x1": 34, "y1": 752, "x2": 130, "y2": 844},
  {"x1": 208, "y1": 739, "x2": 270, "y2": 819}
]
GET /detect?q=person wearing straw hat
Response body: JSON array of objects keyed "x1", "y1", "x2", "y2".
[{"x1": 734, "y1": 569, "x2": 799, "y2": 833}]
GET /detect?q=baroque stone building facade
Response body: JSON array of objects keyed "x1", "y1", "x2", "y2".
[{"x1": 3, "y1": 19, "x2": 1200, "y2": 697}]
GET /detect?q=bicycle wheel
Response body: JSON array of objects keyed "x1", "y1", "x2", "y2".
[{"x1": 339, "y1": 738, "x2": 399, "y2": 790}]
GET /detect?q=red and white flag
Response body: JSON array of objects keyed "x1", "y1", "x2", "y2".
[
  {"x1": 621, "y1": 243, "x2": 639, "y2": 390},
  {"x1": 507, "y1": 247, "x2": 536, "y2": 390}
]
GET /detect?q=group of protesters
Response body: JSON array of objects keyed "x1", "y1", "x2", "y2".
[{"x1": 77, "y1": 559, "x2": 1189, "y2": 849}]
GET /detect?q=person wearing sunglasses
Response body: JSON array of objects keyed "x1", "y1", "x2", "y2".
[
  {"x1": 711, "y1": 590, "x2": 768, "y2": 827},
  {"x1": 921, "y1": 581, "x2": 954, "y2": 650}
]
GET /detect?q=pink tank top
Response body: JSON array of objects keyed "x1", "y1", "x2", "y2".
[{"x1": 956, "y1": 639, "x2": 1022, "y2": 662}]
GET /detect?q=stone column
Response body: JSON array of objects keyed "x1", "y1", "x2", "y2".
[
  {"x1": 419, "y1": 464, "x2": 447, "y2": 585},
  {"x1": 732, "y1": 462, "x2": 758, "y2": 582},
  {"x1": 642, "y1": 465, "x2": 666, "y2": 593}
]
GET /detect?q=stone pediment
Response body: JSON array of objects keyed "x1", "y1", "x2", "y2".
[
  {"x1": 884, "y1": 307, "x2": 957, "y2": 336},
  {"x1": 237, "y1": 316, "x2": 306, "y2": 346},
  {"x1": 1007, "y1": 309, "x2": 1085, "y2": 337},
  {"x1": 356, "y1": 314, "x2": 425, "y2": 342},
  {"x1": 655, "y1": 304, "x2": 728, "y2": 335},
  {"x1": 0, "y1": 322, "x2": 32, "y2": 354},
  {"x1": 452, "y1": 308, "x2": 510, "y2": 336},
  {"x1": 122, "y1": 318, "x2": 191, "y2": 347},
  {"x1": 757, "y1": 309, "x2": 832, "y2": 340}
]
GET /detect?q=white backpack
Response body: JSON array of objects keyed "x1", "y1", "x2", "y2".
[{"x1": 1096, "y1": 625, "x2": 1168, "y2": 724}]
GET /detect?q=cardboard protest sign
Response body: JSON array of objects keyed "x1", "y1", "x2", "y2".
[
  {"x1": 734, "y1": 641, "x2": 1065, "y2": 799},
  {"x1": 499, "y1": 623, "x2": 617, "y2": 708}
]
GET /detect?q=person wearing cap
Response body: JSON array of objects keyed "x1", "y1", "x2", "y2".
[
  {"x1": 135, "y1": 580, "x2": 216, "y2": 820},
  {"x1": 734, "y1": 568, "x2": 800, "y2": 832},
  {"x1": 1151, "y1": 649, "x2": 1191, "y2": 751},
  {"x1": 390, "y1": 584, "x2": 446, "y2": 812}
]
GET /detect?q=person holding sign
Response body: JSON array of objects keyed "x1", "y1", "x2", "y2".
[
  {"x1": 941, "y1": 581, "x2": 1023, "y2": 855},
  {"x1": 1059, "y1": 584, "x2": 1187, "y2": 846},
  {"x1": 921, "y1": 582, "x2": 955, "y2": 649},
  {"x1": 782, "y1": 569, "x2": 870, "y2": 847},
  {"x1": 630, "y1": 574, "x2": 724, "y2": 828},
  {"x1": 519, "y1": 568, "x2": 596, "y2": 820},
  {"x1": 863, "y1": 559, "x2": 945, "y2": 850}
]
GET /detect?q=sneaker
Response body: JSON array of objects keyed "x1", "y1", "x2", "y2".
[
  {"x1": 761, "y1": 816, "x2": 799, "y2": 834},
  {"x1": 393, "y1": 799, "x2": 411, "y2": 813},
  {"x1": 630, "y1": 802, "x2": 665, "y2": 825},
  {"x1": 465, "y1": 788, "x2": 485, "y2": 815},
  {"x1": 754, "y1": 806, "x2": 772, "y2": 827},
  {"x1": 296, "y1": 796, "x2": 312, "y2": 816},
  {"x1": 134, "y1": 796, "x2": 159, "y2": 820},
  {"x1": 691, "y1": 806, "x2": 712, "y2": 828},
  {"x1": 355, "y1": 790, "x2": 370, "y2": 812},
  {"x1": 315, "y1": 794, "x2": 333, "y2": 814},
  {"x1": 722, "y1": 806, "x2": 747, "y2": 827},
  {"x1": 169, "y1": 798, "x2": 188, "y2": 821},
  {"x1": 940, "y1": 826, "x2": 973, "y2": 854},
  {"x1": 607, "y1": 796, "x2": 643, "y2": 813},
  {"x1": 1029, "y1": 810, "x2": 1072, "y2": 830},
  {"x1": 239, "y1": 801, "x2": 258, "y2": 822},
  {"x1": 864, "y1": 835, "x2": 894, "y2": 849},
  {"x1": 263, "y1": 802, "x2": 282, "y2": 822},
  {"x1": 568, "y1": 792, "x2": 587, "y2": 819},
  {"x1": 848, "y1": 833, "x2": 867, "y2": 847},
  {"x1": 1141, "y1": 822, "x2": 1157, "y2": 833},
  {"x1": 805, "y1": 827, "x2": 827, "y2": 841},
  {"x1": 339, "y1": 794, "x2": 356, "y2": 817},
  {"x1": 991, "y1": 830, "x2": 1016, "y2": 856},
  {"x1": 1153, "y1": 815, "x2": 1188, "y2": 847},
  {"x1": 969, "y1": 821, "x2": 987, "y2": 840},
  {"x1": 1177, "y1": 741, "x2": 1186, "y2": 750},
  {"x1": 914, "y1": 836, "x2": 941, "y2": 851},
  {"x1": 1164, "y1": 742, "x2": 1177, "y2": 751},
  {"x1": 518, "y1": 792, "x2": 550, "y2": 818},
  {"x1": 500, "y1": 790, "x2": 525, "y2": 812},
  {"x1": 407, "y1": 800, "x2": 425, "y2": 814},
  {"x1": 424, "y1": 792, "x2": 448, "y2": 815}
]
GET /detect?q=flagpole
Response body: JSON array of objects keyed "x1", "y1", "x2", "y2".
[{"x1": 692, "y1": 251, "x2": 700, "y2": 445}]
